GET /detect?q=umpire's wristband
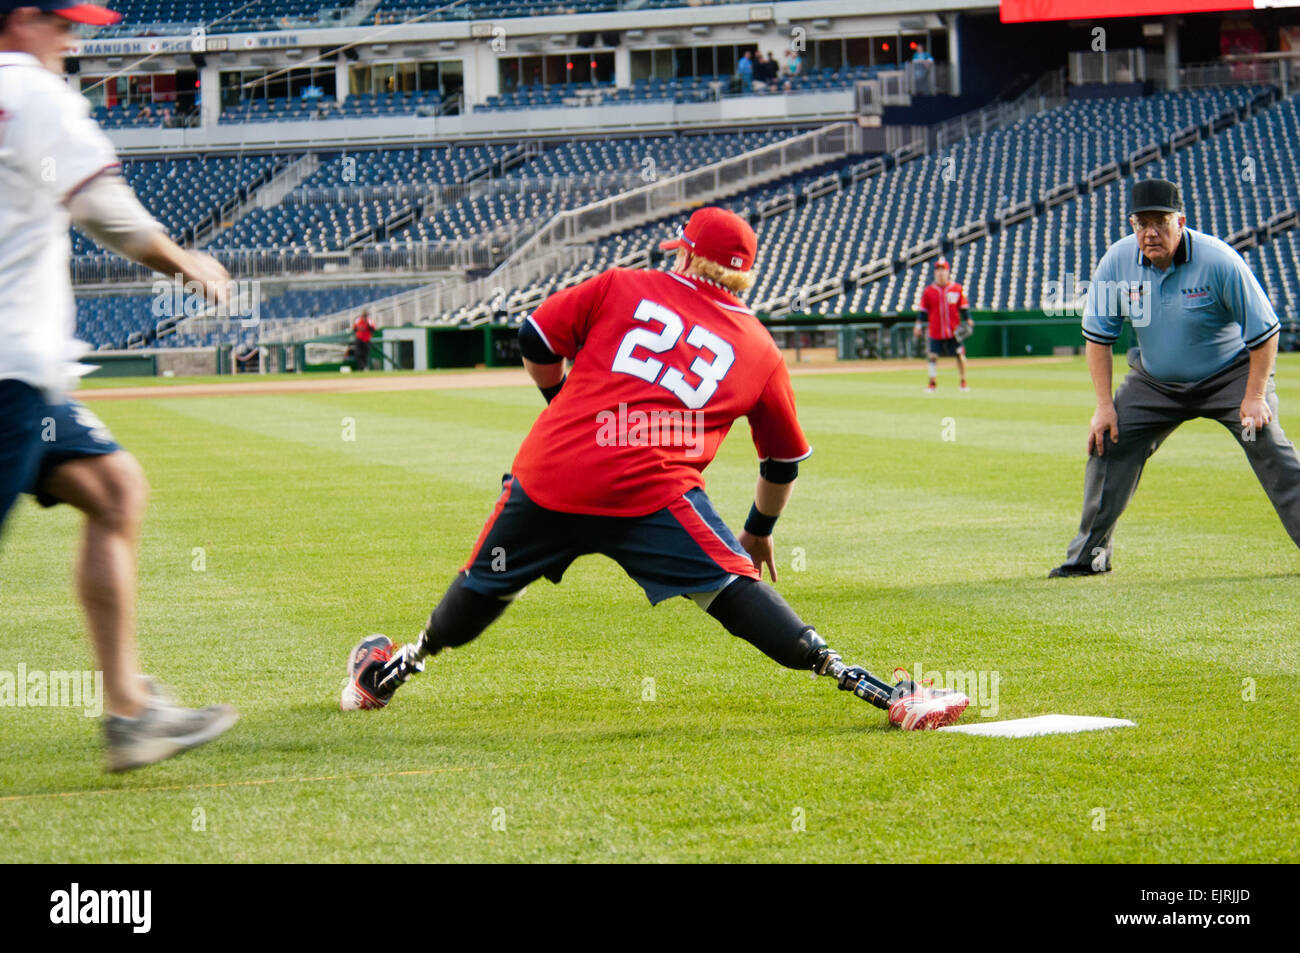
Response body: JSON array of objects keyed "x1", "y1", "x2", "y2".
[
  {"x1": 744, "y1": 503, "x2": 778, "y2": 537},
  {"x1": 540, "y1": 375, "x2": 566, "y2": 404}
]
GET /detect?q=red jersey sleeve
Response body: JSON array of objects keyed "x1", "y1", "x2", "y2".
[
  {"x1": 748, "y1": 360, "x2": 812, "y2": 462},
  {"x1": 958, "y1": 284, "x2": 970, "y2": 308},
  {"x1": 526, "y1": 270, "x2": 615, "y2": 359},
  {"x1": 918, "y1": 285, "x2": 933, "y2": 315}
]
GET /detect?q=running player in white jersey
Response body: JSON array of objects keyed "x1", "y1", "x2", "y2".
[{"x1": 0, "y1": 1, "x2": 236, "y2": 771}]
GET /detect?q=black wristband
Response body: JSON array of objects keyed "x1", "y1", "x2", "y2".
[
  {"x1": 744, "y1": 503, "x2": 778, "y2": 537},
  {"x1": 540, "y1": 375, "x2": 566, "y2": 404}
]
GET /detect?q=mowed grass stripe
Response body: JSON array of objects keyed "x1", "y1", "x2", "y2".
[{"x1": 0, "y1": 356, "x2": 1297, "y2": 861}]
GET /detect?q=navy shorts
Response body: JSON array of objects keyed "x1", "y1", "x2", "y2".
[
  {"x1": 460, "y1": 475, "x2": 759, "y2": 605},
  {"x1": 0, "y1": 380, "x2": 121, "y2": 530},
  {"x1": 928, "y1": 337, "x2": 964, "y2": 357}
]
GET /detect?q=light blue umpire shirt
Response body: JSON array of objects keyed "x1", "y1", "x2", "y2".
[{"x1": 1081, "y1": 226, "x2": 1280, "y2": 383}]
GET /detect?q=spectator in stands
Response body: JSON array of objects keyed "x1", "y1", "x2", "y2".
[
  {"x1": 137, "y1": 102, "x2": 151, "y2": 122},
  {"x1": 159, "y1": 106, "x2": 172, "y2": 127},
  {"x1": 910, "y1": 47, "x2": 935, "y2": 95},
  {"x1": 352, "y1": 311, "x2": 376, "y2": 371},
  {"x1": 737, "y1": 51, "x2": 753, "y2": 93},
  {"x1": 785, "y1": 49, "x2": 803, "y2": 79}
]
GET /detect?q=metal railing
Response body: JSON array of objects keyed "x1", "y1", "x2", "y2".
[
  {"x1": 256, "y1": 244, "x2": 593, "y2": 344},
  {"x1": 283, "y1": 172, "x2": 651, "y2": 208},
  {"x1": 1069, "y1": 48, "x2": 1152, "y2": 86},
  {"x1": 934, "y1": 69, "x2": 1067, "y2": 151},
  {"x1": 1163, "y1": 60, "x2": 1286, "y2": 91},
  {"x1": 72, "y1": 239, "x2": 506, "y2": 284}
]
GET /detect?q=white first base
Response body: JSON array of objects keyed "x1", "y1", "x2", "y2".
[{"x1": 939, "y1": 714, "x2": 1136, "y2": 737}]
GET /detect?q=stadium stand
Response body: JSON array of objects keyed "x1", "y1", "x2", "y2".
[
  {"x1": 218, "y1": 89, "x2": 447, "y2": 124},
  {"x1": 72, "y1": 153, "x2": 288, "y2": 257},
  {"x1": 366, "y1": 0, "x2": 724, "y2": 27},
  {"x1": 71, "y1": 129, "x2": 810, "y2": 345},
  {"x1": 477, "y1": 66, "x2": 882, "y2": 112},
  {"x1": 94, "y1": 0, "x2": 348, "y2": 37},
  {"x1": 76, "y1": 284, "x2": 422, "y2": 350},
  {"x1": 89, "y1": 0, "x2": 772, "y2": 36},
  {"x1": 449, "y1": 86, "x2": 1294, "y2": 324}
]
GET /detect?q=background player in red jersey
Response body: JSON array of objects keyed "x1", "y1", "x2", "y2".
[
  {"x1": 913, "y1": 258, "x2": 973, "y2": 393},
  {"x1": 341, "y1": 207, "x2": 969, "y2": 730},
  {"x1": 351, "y1": 310, "x2": 376, "y2": 371}
]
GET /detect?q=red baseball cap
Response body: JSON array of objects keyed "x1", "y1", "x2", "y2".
[
  {"x1": 0, "y1": 1, "x2": 123, "y2": 25},
  {"x1": 934, "y1": 258, "x2": 950, "y2": 269},
  {"x1": 660, "y1": 206, "x2": 757, "y2": 272}
]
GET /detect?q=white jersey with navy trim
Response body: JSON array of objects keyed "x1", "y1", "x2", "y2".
[{"x1": 0, "y1": 52, "x2": 120, "y2": 396}]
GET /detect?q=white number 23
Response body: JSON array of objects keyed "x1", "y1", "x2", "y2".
[{"x1": 610, "y1": 299, "x2": 735, "y2": 410}]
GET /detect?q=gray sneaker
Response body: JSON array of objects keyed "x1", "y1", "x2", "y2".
[
  {"x1": 104, "y1": 691, "x2": 238, "y2": 773},
  {"x1": 137, "y1": 674, "x2": 179, "y2": 706}
]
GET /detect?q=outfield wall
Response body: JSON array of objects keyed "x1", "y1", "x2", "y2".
[
  {"x1": 83, "y1": 315, "x2": 1120, "y2": 379},
  {"x1": 85, "y1": 347, "x2": 219, "y2": 378}
]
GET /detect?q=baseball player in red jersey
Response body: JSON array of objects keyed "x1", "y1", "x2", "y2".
[
  {"x1": 913, "y1": 258, "x2": 973, "y2": 392},
  {"x1": 341, "y1": 207, "x2": 969, "y2": 730}
]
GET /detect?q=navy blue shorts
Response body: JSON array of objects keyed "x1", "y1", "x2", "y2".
[
  {"x1": 460, "y1": 475, "x2": 759, "y2": 605},
  {"x1": 928, "y1": 337, "x2": 964, "y2": 357},
  {"x1": 0, "y1": 380, "x2": 121, "y2": 530}
]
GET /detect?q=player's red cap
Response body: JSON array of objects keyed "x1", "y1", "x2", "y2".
[
  {"x1": 934, "y1": 258, "x2": 950, "y2": 269},
  {"x1": 0, "y1": 0, "x2": 123, "y2": 25},
  {"x1": 660, "y1": 206, "x2": 757, "y2": 272}
]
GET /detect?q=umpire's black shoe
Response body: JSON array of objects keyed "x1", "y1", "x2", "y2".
[{"x1": 1048, "y1": 563, "x2": 1111, "y2": 578}]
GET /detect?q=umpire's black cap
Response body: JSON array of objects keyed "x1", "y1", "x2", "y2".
[{"x1": 1130, "y1": 178, "x2": 1183, "y2": 215}]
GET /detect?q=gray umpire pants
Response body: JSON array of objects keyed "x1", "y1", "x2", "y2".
[{"x1": 1063, "y1": 349, "x2": 1300, "y2": 570}]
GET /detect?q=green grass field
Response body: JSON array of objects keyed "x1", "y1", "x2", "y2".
[{"x1": 2, "y1": 356, "x2": 1298, "y2": 863}]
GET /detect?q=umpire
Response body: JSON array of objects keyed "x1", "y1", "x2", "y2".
[{"x1": 1051, "y1": 178, "x2": 1300, "y2": 576}]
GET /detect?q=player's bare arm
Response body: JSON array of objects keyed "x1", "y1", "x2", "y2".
[
  {"x1": 1085, "y1": 340, "x2": 1119, "y2": 456},
  {"x1": 1241, "y1": 334, "x2": 1277, "y2": 432},
  {"x1": 67, "y1": 172, "x2": 232, "y2": 306},
  {"x1": 523, "y1": 356, "x2": 564, "y2": 390},
  {"x1": 136, "y1": 234, "x2": 232, "y2": 308}
]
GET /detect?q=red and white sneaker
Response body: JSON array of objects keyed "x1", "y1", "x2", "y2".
[
  {"x1": 888, "y1": 667, "x2": 970, "y2": 730},
  {"x1": 924, "y1": 384, "x2": 936, "y2": 394},
  {"x1": 340, "y1": 634, "x2": 394, "y2": 711}
]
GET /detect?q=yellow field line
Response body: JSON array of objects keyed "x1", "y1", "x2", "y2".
[{"x1": 0, "y1": 762, "x2": 535, "y2": 804}]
